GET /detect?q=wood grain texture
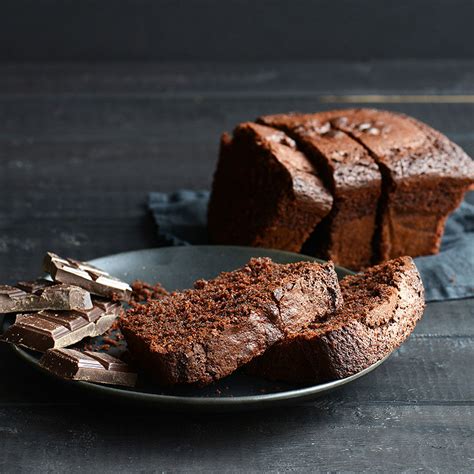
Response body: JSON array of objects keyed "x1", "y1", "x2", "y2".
[
  {"x1": 1, "y1": 61, "x2": 474, "y2": 95},
  {"x1": 0, "y1": 404, "x2": 472, "y2": 472},
  {"x1": 0, "y1": 1, "x2": 473, "y2": 61},
  {"x1": 0, "y1": 61, "x2": 473, "y2": 472}
]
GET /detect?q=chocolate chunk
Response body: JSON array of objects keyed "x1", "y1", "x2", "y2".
[
  {"x1": 1, "y1": 299, "x2": 123, "y2": 352},
  {"x1": 39, "y1": 348, "x2": 137, "y2": 387},
  {"x1": 43, "y1": 253, "x2": 132, "y2": 302},
  {"x1": 0, "y1": 279, "x2": 93, "y2": 313}
]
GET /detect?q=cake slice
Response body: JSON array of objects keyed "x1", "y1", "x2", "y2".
[
  {"x1": 120, "y1": 257, "x2": 342, "y2": 386},
  {"x1": 208, "y1": 122, "x2": 333, "y2": 253},
  {"x1": 247, "y1": 256, "x2": 424, "y2": 383},
  {"x1": 330, "y1": 108, "x2": 474, "y2": 260},
  {"x1": 258, "y1": 113, "x2": 382, "y2": 270}
]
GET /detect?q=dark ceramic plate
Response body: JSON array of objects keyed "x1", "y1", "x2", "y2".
[{"x1": 3, "y1": 246, "x2": 389, "y2": 412}]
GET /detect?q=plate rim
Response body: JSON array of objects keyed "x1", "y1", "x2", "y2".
[
  {"x1": 4, "y1": 245, "x2": 394, "y2": 410},
  {"x1": 10, "y1": 342, "x2": 389, "y2": 407}
]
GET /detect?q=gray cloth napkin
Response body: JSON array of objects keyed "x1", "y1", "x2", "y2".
[{"x1": 148, "y1": 191, "x2": 474, "y2": 302}]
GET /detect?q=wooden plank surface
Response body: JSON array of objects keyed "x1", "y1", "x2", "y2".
[
  {"x1": 0, "y1": 1, "x2": 473, "y2": 61},
  {"x1": 0, "y1": 404, "x2": 472, "y2": 472},
  {"x1": 1, "y1": 60, "x2": 474, "y2": 95},
  {"x1": 0, "y1": 60, "x2": 473, "y2": 472}
]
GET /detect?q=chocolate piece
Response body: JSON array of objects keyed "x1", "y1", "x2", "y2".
[
  {"x1": 1, "y1": 299, "x2": 122, "y2": 352},
  {"x1": 121, "y1": 257, "x2": 342, "y2": 386},
  {"x1": 0, "y1": 279, "x2": 93, "y2": 313},
  {"x1": 39, "y1": 348, "x2": 137, "y2": 387},
  {"x1": 208, "y1": 122, "x2": 333, "y2": 253},
  {"x1": 43, "y1": 252, "x2": 132, "y2": 301}
]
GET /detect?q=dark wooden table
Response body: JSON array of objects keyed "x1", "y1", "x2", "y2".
[{"x1": 0, "y1": 60, "x2": 472, "y2": 472}]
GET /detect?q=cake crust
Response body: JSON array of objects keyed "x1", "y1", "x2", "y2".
[
  {"x1": 208, "y1": 122, "x2": 333, "y2": 253},
  {"x1": 209, "y1": 109, "x2": 473, "y2": 268},
  {"x1": 247, "y1": 256, "x2": 425, "y2": 383},
  {"x1": 329, "y1": 108, "x2": 474, "y2": 260},
  {"x1": 258, "y1": 113, "x2": 382, "y2": 270}
]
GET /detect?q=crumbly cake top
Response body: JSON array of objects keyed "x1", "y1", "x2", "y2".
[
  {"x1": 259, "y1": 109, "x2": 474, "y2": 185},
  {"x1": 302, "y1": 256, "x2": 421, "y2": 335},
  {"x1": 122, "y1": 258, "x2": 336, "y2": 352},
  {"x1": 235, "y1": 122, "x2": 316, "y2": 175},
  {"x1": 258, "y1": 112, "x2": 381, "y2": 192},
  {"x1": 329, "y1": 108, "x2": 474, "y2": 182}
]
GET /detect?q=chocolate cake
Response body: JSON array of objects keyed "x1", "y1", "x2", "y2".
[
  {"x1": 208, "y1": 122, "x2": 333, "y2": 253},
  {"x1": 120, "y1": 257, "x2": 342, "y2": 386},
  {"x1": 247, "y1": 256, "x2": 425, "y2": 384},
  {"x1": 258, "y1": 113, "x2": 382, "y2": 269},
  {"x1": 208, "y1": 109, "x2": 474, "y2": 269},
  {"x1": 329, "y1": 109, "x2": 474, "y2": 260}
]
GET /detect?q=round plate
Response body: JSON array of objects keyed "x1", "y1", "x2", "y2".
[{"x1": 4, "y1": 246, "x2": 389, "y2": 412}]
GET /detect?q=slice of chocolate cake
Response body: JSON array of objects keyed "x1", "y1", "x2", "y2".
[
  {"x1": 330, "y1": 108, "x2": 474, "y2": 260},
  {"x1": 120, "y1": 257, "x2": 342, "y2": 386},
  {"x1": 208, "y1": 122, "x2": 333, "y2": 253},
  {"x1": 258, "y1": 113, "x2": 382, "y2": 270},
  {"x1": 247, "y1": 256, "x2": 425, "y2": 384}
]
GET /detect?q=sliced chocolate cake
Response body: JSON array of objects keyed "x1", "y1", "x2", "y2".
[
  {"x1": 330, "y1": 108, "x2": 474, "y2": 260},
  {"x1": 247, "y1": 256, "x2": 425, "y2": 384},
  {"x1": 209, "y1": 109, "x2": 473, "y2": 268},
  {"x1": 120, "y1": 257, "x2": 342, "y2": 386},
  {"x1": 208, "y1": 122, "x2": 333, "y2": 252},
  {"x1": 258, "y1": 113, "x2": 382, "y2": 269}
]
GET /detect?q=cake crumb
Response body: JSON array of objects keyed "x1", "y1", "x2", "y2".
[{"x1": 130, "y1": 280, "x2": 169, "y2": 304}]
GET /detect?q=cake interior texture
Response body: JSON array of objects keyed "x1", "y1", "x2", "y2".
[
  {"x1": 247, "y1": 256, "x2": 425, "y2": 384},
  {"x1": 121, "y1": 257, "x2": 342, "y2": 386},
  {"x1": 208, "y1": 122, "x2": 333, "y2": 252},
  {"x1": 258, "y1": 113, "x2": 382, "y2": 270}
]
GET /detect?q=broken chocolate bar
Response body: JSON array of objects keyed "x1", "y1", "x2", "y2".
[
  {"x1": 40, "y1": 348, "x2": 137, "y2": 387},
  {"x1": 43, "y1": 252, "x2": 132, "y2": 301},
  {"x1": 1, "y1": 299, "x2": 122, "y2": 352},
  {"x1": 0, "y1": 279, "x2": 93, "y2": 313}
]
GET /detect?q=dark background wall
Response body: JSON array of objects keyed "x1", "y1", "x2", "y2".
[{"x1": 1, "y1": 0, "x2": 472, "y2": 61}]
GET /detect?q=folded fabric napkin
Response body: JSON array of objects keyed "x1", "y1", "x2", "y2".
[{"x1": 148, "y1": 190, "x2": 474, "y2": 302}]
